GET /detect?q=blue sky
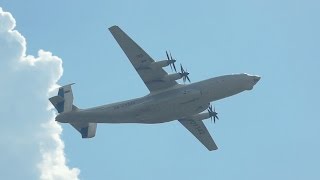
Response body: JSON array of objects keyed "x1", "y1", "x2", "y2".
[{"x1": 2, "y1": 0, "x2": 320, "y2": 179}]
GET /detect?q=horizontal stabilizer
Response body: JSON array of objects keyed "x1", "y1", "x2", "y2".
[
  {"x1": 70, "y1": 123, "x2": 97, "y2": 138},
  {"x1": 49, "y1": 96, "x2": 64, "y2": 113}
]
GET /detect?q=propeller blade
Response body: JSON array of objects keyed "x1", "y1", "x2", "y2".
[
  {"x1": 166, "y1": 51, "x2": 170, "y2": 60},
  {"x1": 172, "y1": 62, "x2": 177, "y2": 72},
  {"x1": 208, "y1": 104, "x2": 219, "y2": 123},
  {"x1": 180, "y1": 64, "x2": 184, "y2": 73},
  {"x1": 186, "y1": 75, "x2": 191, "y2": 83},
  {"x1": 166, "y1": 51, "x2": 177, "y2": 72},
  {"x1": 214, "y1": 107, "x2": 219, "y2": 120}
]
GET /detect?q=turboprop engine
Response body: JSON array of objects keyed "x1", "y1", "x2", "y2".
[{"x1": 191, "y1": 105, "x2": 219, "y2": 123}]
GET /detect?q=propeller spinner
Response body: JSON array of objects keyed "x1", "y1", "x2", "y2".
[
  {"x1": 166, "y1": 51, "x2": 177, "y2": 72},
  {"x1": 208, "y1": 105, "x2": 219, "y2": 123}
]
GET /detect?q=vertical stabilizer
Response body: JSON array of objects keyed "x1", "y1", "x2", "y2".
[{"x1": 49, "y1": 83, "x2": 75, "y2": 113}]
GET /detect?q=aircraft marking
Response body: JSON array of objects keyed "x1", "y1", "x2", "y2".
[{"x1": 113, "y1": 101, "x2": 137, "y2": 110}]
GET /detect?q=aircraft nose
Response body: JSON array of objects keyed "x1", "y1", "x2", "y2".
[{"x1": 253, "y1": 76, "x2": 261, "y2": 85}]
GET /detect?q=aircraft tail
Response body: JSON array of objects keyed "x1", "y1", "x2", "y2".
[
  {"x1": 49, "y1": 83, "x2": 75, "y2": 113},
  {"x1": 49, "y1": 84, "x2": 97, "y2": 138}
]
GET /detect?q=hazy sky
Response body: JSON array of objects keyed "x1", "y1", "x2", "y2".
[{"x1": 1, "y1": 0, "x2": 320, "y2": 179}]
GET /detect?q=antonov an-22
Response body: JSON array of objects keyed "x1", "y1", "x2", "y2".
[{"x1": 50, "y1": 25, "x2": 260, "y2": 151}]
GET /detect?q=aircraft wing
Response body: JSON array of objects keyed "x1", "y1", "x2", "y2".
[
  {"x1": 178, "y1": 119, "x2": 218, "y2": 151},
  {"x1": 109, "y1": 25, "x2": 178, "y2": 92}
]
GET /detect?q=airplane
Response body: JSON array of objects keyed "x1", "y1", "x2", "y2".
[{"x1": 49, "y1": 25, "x2": 260, "y2": 151}]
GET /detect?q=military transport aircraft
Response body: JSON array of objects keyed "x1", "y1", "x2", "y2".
[{"x1": 50, "y1": 25, "x2": 260, "y2": 151}]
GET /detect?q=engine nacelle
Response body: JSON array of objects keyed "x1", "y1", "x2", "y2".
[
  {"x1": 136, "y1": 60, "x2": 169, "y2": 70},
  {"x1": 162, "y1": 73, "x2": 182, "y2": 81},
  {"x1": 191, "y1": 112, "x2": 210, "y2": 121},
  {"x1": 150, "y1": 60, "x2": 170, "y2": 69}
]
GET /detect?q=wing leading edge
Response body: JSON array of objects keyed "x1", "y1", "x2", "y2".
[
  {"x1": 179, "y1": 119, "x2": 218, "y2": 151},
  {"x1": 109, "y1": 25, "x2": 178, "y2": 92}
]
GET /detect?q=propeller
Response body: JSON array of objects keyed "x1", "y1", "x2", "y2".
[
  {"x1": 179, "y1": 64, "x2": 191, "y2": 83},
  {"x1": 208, "y1": 105, "x2": 219, "y2": 123},
  {"x1": 166, "y1": 51, "x2": 177, "y2": 72}
]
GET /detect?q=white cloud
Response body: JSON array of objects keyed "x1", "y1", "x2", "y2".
[{"x1": 0, "y1": 7, "x2": 80, "y2": 180}]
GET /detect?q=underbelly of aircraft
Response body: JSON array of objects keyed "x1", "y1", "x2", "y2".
[
  {"x1": 75, "y1": 97, "x2": 209, "y2": 124},
  {"x1": 69, "y1": 89, "x2": 209, "y2": 124},
  {"x1": 125, "y1": 97, "x2": 209, "y2": 124},
  {"x1": 137, "y1": 99, "x2": 208, "y2": 124}
]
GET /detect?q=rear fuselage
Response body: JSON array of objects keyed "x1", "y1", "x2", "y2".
[{"x1": 56, "y1": 73, "x2": 259, "y2": 124}]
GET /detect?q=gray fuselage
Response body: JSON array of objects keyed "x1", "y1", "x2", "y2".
[{"x1": 56, "y1": 73, "x2": 260, "y2": 124}]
